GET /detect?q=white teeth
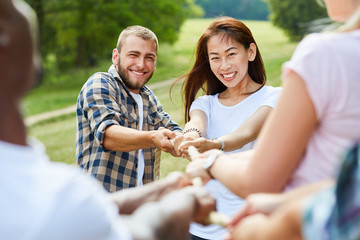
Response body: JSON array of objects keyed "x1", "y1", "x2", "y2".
[
  {"x1": 223, "y1": 72, "x2": 235, "y2": 78},
  {"x1": 132, "y1": 70, "x2": 144, "y2": 75}
]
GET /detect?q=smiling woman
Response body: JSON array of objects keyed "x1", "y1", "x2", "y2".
[
  {"x1": 171, "y1": 17, "x2": 282, "y2": 240},
  {"x1": 206, "y1": 34, "x2": 259, "y2": 103}
]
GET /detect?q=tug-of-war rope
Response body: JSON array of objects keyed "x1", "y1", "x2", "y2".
[{"x1": 187, "y1": 146, "x2": 230, "y2": 227}]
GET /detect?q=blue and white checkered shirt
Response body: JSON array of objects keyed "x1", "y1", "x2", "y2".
[{"x1": 76, "y1": 65, "x2": 181, "y2": 192}]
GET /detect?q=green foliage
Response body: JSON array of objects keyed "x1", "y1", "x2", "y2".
[
  {"x1": 196, "y1": 0, "x2": 269, "y2": 20},
  {"x1": 185, "y1": 0, "x2": 205, "y2": 18},
  {"x1": 266, "y1": 0, "x2": 328, "y2": 41},
  {"x1": 25, "y1": 0, "x2": 198, "y2": 69}
]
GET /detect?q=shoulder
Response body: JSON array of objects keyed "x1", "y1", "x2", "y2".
[
  {"x1": 286, "y1": 30, "x2": 360, "y2": 77},
  {"x1": 194, "y1": 94, "x2": 217, "y2": 104},
  {"x1": 41, "y1": 164, "x2": 132, "y2": 239},
  {"x1": 259, "y1": 86, "x2": 282, "y2": 95},
  {"x1": 256, "y1": 86, "x2": 282, "y2": 100},
  {"x1": 292, "y1": 30, "x2": 359, "y2": 61},
  {"x1": 253, "y1": 86, "x2": 282, "y2": 108},
  {"x1": 80, "y1": 72, "x2": 117, "y2": 93},
  {"x1": 190, "y1": 94, "x2": 217, "y2": 113},
  {"x1": 79, "y1": 71, "x2": 123, "y2": 101},
  {"x1": 88, "y1": 72, "x2": 116, "y2": 85},
  {"x1": 41, "y1": 163, "x2": 116, "y2": 219},
  {"x1": 291, "y1": 33, "x2": 330, "y2": 62}
]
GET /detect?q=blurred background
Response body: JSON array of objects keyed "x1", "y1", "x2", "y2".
[{"x1": 24, "y1": 0, "x2": 329, "y2": 175}]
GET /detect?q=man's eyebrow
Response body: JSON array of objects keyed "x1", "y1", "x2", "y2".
[
  {"x1": 145, "y1": 52, "x2": 156, "y2": 58},
  {"x1": 127, "y1": 50, "x2": 140, "y2": 54},
  {"x1": 127, "y1": 50, "x2": 156, "y2": 58},
  {"x1": 209, "y1": 46, "x2": 237, "y2": 55}
]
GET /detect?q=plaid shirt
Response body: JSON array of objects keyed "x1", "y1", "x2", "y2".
[
  {"x1": 303, "y1": 143, "x2": 360, "y2": 240},
  {"x1": 76, "y1": 65, "x2": 181, "y2": 192}
]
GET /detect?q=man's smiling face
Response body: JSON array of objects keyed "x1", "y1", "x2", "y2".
[{"x1": 114, "y1": 34, "x2": 157, "y2": 94}]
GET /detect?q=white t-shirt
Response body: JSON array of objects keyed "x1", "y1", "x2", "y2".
[
  {"x1": 189, "y1": 86, "x2": 282, "y2": 239},
  {"x1": 129, "y1": 92, "x2": 145, "y2": 187},
  {"x1": 0, "y1": 139, "x2": 132, "y2": 240},
  {"x1": 283, "y1": 29, "x2": 360, "y2": 191}
]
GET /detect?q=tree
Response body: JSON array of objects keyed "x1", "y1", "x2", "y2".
[
  {"x1": 196, "y1": 0, "x2": 270, "y2": 20},
  {"x1": 266, "y1": 0, "x2": 328, "y2": 41},
  {"x1": 25, "y1": 0, "x2": 201, "y2": 69}
]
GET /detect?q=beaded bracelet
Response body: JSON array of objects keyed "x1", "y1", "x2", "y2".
[{"x1": 183, "y1": 127, "x2": 202, "y2": 137}]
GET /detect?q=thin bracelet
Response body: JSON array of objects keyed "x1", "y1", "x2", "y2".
[
  {"x1": 218, "y1": 138, "x2": 225, "y2": 151},
  {"x1": 183, "y1": 127, "x2": 202, "y2": 137}
]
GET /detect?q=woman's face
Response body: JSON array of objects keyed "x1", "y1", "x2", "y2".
[
  {"x1": 207, "y1": 34, "x2": 255, "y2": 89},
  {"x1": 324, "y1": 0, "x2": 360, "y2": 22}
]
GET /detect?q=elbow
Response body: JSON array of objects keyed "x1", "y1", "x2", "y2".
[
  {"x1": 245, "y1": 127, "x2": 261, "y2": 142},
  {"x1": 103, "y1": 135, "x2": 114, "y2": 151}
]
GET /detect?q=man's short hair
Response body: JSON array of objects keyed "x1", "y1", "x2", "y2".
[{"x1": 116, "y1": 25, "x2": 158, "y2": 53}]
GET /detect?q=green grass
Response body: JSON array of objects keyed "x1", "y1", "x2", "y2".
[
  {"x1": 29, "y1": 113, "x2": 77, "y2": 164},
  {"x1": 27, "y1": 19, "x2": 298, "y2": 178}
]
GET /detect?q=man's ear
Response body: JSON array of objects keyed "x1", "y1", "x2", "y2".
[
  {"x1": 248, "y1": 43, "x2": 257, "y2": 62},
  {"x1": 112, "y1": 48, "x2": 119, "y2": 65}
]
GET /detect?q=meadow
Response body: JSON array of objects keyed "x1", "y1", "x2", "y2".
[{"x1": 26, "y1": 18, "x2": 298, "y2": 177}]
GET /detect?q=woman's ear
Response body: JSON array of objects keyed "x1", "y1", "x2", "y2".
[{"x1": 248, "y1": 43, "x2": 257, "y2": 62}]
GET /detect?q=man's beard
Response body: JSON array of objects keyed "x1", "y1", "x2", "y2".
[{"x1": 117, "y1": 61, "x2": 153, "y2": 91}]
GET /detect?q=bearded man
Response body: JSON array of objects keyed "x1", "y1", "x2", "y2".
[{"x1": 76, "y1": 26, "x2": 182, "y2": 192}]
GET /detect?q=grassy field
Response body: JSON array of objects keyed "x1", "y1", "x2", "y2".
[{"x1": 27, "y1": 19, "x2": 298, "y2": 177}]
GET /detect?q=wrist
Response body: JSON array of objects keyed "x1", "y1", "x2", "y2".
[
  {"x1": 149, "y1": 130, "x2": 158, "y2": 147},
  {"x1": 183, "y1": 131, "x2": 200, "y2": 140},
  {"x1": 213, "y1": 138, "x2": 225, "y2": 151},
  {"x1": 183, "y1": 127, "x2": 202, "y2": 138},
  {"x1": 203, "y1": 152, "x2": 222, "y2": 178}
]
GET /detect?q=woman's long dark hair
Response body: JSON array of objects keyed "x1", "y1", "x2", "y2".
[{"x1": 173, "y1": 17, "x2": 266, "y2": 123}]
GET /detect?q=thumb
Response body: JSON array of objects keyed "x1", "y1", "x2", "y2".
[{"x1": 163, "y1": 129, "x2": 176, "y2": 139}]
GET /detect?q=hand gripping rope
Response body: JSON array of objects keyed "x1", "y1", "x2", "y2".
[{"x1": 187, "y1": 146, "x2": 229, "y2": 227}]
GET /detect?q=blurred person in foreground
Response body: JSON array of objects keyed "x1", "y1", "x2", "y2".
[
  {"x1": 0, "y1": 0, "x2": 215, "y2": 239},
  {"x1": 226, "y1": 142, "x2": 360, "y2": 240},
  {"x1": 76, "y1": 25, "x2": 182, "y2": 192},
  {"x1": 223, "y1": 0, "x2": 360, "y2": 238}
]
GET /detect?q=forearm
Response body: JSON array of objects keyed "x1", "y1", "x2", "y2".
[
  {"x1": 230, "y1": 198, "x2": 304, "y2": 240},
  {"x1": 111, "y1": 184, "x2": 166, "y2": 215},
  {"x1": 103, "y1": 125, "x2": 156, "y2": 152},
  {"x1": 184, "y1": 110, "x2": 207, "y2": 137},
  {"x1": 183, "y1": 121, "x2": 206, "y2": 139},
  {"x1": 111, "y1": 172, "x2": 190, "y2": 214},
  {"x1": 210, "y1": 150, "x2": 255, "y2": 198},
  {"x1": 209, "y1": 150, "x2": 288, "y2": 198},
  {"x1": 220, "y1": 129, "x2": 255, "y2": 152},
  {"x1": 276, "y1": 179, "x2": 334, "y2": 204},
  {"x1": 221, "y1": 106, "x2": 273, "y2": 152}
]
